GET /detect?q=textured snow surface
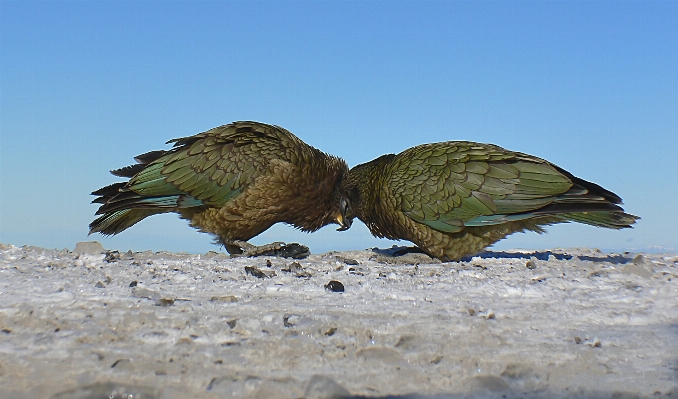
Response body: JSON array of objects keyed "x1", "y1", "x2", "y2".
[{"x1": 0, "y1": 242, "x2": 676, "y2": 399}]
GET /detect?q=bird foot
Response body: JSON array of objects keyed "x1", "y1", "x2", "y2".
[{"x1": 230, "y1": 240, "x2": 310, "y2": 259}]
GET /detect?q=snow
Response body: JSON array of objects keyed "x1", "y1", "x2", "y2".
[{"x1": 0, "y1": 242, "x2": 676, "y2": 399}]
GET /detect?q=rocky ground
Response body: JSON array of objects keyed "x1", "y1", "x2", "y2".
[{"x1": 0, "y1": 241, "x2": 676, "y2": 399}]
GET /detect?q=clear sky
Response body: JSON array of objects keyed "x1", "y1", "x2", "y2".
[{"x1": 1, "y1": 1, "x2": 676, "y2": 255}]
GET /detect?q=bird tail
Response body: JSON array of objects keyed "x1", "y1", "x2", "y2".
[
  {"x1": 533, "y1": 168, "x2": 639, "y2": 229},
  {"x1": 89, "y1": 150, "x2": 203, "y2": 236}
]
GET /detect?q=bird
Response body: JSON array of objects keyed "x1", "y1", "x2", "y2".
[
  {"x1": 341, "y1": 141, "x2": 639, "y2": 261},
  {"x1": 90, "y1": 121, "x2": 352, "y2": 256}
]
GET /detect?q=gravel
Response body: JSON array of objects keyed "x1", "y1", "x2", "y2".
[{"x1": 0, "y1": 242, "x2": 676, "y2": 399}]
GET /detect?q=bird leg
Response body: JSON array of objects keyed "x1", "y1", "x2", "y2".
[
  {"x1": 224, "y1": 240, "x2": 311, "y2": 259},
  {"x1": 230, "y1": 240, "x2": 284, "y2": 256}
]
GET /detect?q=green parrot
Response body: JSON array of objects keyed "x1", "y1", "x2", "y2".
[
  {"x1": 90, "y1": 121, "x2": 352, "y2": 256},
  {"x1": 341, "y1": 141, "x2": 639, "y2": 261}
]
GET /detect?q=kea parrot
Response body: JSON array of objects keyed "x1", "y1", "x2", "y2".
[
  {"x1": 90, "y1": 121, "x2": 352, "y2": 256},
  {"x1": 341, "y1": 141, "x2": 639, "y2": 261}
]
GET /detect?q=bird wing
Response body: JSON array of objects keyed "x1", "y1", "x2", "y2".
[
  {"x1": 124, "y1": 121, "x2": 300, "y2": 208},
  {"x1": 387, "y1": 141, "x2": 573, "y2": 233}
]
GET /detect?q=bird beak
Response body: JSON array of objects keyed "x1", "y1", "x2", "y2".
[{"x1": 335, "y1": 213, "x2": 352, "y2": 231}]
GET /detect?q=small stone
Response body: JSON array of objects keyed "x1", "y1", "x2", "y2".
[
  {"x1": 94, "y1": 281, "x2": 106, "y2": 288},
  {"x1": 73, "y1": 241, "x2": 105, "y2": 255},
  {"x1": 574, "y1": 336, "x2": 582, "y2": 344},
  {"x1": 529, "y1": 276, "x2": 547, "y2": 284},
  {"x1": 226, "y1": 319, "x2": 237, "y2": 329},
  {"x1": 632, "y1": 254, "x2": 645, "y2": 265},
  {"x1": 324, "y1": 327, "x2": 337, "y2": 336},
  {"x1": 336, "y1": 256, "x2": 359, "y2": 265},
  {"x1": 282, "y1": 261, "x2": 312, "y2": 277},
  {"x1": 131, "y1": 287, "x2": 161, "y2": 300},
  {"x1": 283, "y1": 314, "x2": 297, "y2": 327},
  {"x1": 129, "y1": 281, "x2": 138, "y2": 287},
  {"x1": 588, "y1": 337, "x2": 602, "y2": 348},
  {"x1": 210, "y1": 295, "x2": 238, "y2": 303},
  {"x1": 155, "y1": 298, "x2": 175, "y2": 307},
  {"x1": 325, "y1": 280, "x2": 344, "y2": 292},
  {"x1": 282, "y1": 261, "x2": 302, "y2": 272},
  {"x1": 104, "y1": 250, "x2": 121, "y2": 262},
  {"x1": 525, "y1": 260, "x2": 537, "y2": 269},
  {"x1": 245, "y1": 266, "x2": 276, "y2": 278},
  {"x1": 468, "y1": 308, "x2": 476, "y2": 316},
  {"x1": 430, "y1": 355, "x2": 443, "y2": 364}
]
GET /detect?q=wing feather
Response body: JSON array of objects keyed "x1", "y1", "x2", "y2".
[{"x1": 388, "y1": 141, "x2": 574, "y2": 233}]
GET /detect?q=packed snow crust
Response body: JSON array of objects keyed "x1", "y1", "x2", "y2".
[{"x1": 0, "y1": 241, "x2": 676, "y2": 399}]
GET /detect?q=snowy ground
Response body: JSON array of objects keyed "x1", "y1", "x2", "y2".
[{"x1": 0, "y1": 241, "x2": 676, "y2": 399}]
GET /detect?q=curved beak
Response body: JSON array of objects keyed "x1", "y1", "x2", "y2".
[{"x1": 335, "y1": 213, "x2": 352, "y2": 231}]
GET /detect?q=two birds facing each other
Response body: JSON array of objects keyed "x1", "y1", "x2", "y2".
[{"x1": 90, "y1": 121, "x2": 639, "y2": 261}]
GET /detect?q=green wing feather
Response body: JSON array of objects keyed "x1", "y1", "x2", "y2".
[
  {"x1": 128, "y1": 122, "x2": 296, "y2": 207},
  {"x1": 387, "y1": 142, "x2": 574, "y2": 233}
]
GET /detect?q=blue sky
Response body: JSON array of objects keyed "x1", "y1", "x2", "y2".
[{"x1": 1, "y1": 1, "x2": 676, "y2": 254}]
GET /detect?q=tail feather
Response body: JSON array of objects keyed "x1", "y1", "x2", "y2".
[
  {"x1": 556, "y1": 211, "x2": 639, "y2": 229},
  {"x1": 531, "y1": 171, "x2": 639, "y2": 229},
  {"x1": 466, "y1": 173, "x2": 639, "y2": 230},
  {"x1": 90, "y1": 148, "x2": 190, "y2": 236},
  {"x1": 89, "y1": 209, "x2": 167, "y2": 235}
]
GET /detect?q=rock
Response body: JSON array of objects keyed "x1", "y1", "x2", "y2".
[
  {"x1": 282, "y1": 261, "x2": 312, "y2": 277},
  {"x1": 632, "y1": 254, "x2": 646, "y2": 265},
  {"x1": 245, "y1": 266, "x2": 276, "y2": 278},
  {"x1": 131, "y1": 287, "x2": 161, "y2": 300},
  {"x1": 104, "y1": 250, "x2": 121, "y2": 262},
  {"x1": 210, "y1": 295, "x2": 238, "y2": 303},
  {"x1": 154, "y1": 298, "x2": 175, "y2": 307},
  {"x1": 73, "y1": 241, "x2": 105, "y2": 255},
  {"x1": 325, "y1": 280, "x2": 344, "y2": 292},
  {"x1": 304, "y1": 375, "x2": 351, "y2": 399},
  {"x1": 526, "y1": 259, "x2": 537, "y2": 269},
  {"x1": 335, "y1": 256, "x2": 359, "y2": 265}
]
